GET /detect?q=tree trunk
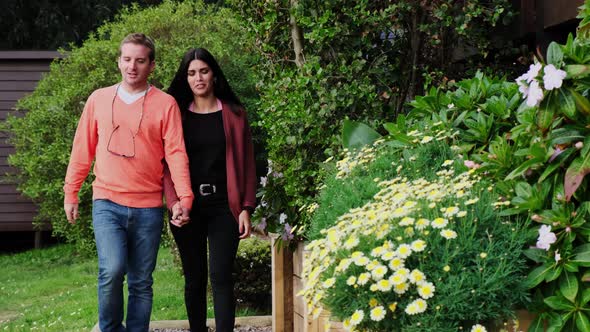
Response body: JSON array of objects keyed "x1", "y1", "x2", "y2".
[
  {"x1": 407, "y1": 10, "x2": 425, "y2": 103},
  {"x1": 290, "y1": 0, "x2": 304, "y2": 68}
]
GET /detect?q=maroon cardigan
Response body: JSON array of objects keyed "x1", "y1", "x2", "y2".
[{"x1": 163, "y1": 101, "x2": 257, "y2": 222}]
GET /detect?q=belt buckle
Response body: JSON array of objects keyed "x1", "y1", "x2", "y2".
[{"x1": 199, "y1": 184, "x2": 216, "y2": 196}]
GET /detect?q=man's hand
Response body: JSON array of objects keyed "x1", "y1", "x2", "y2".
[
  {"x1": 239, "y1": 210, "x2": 251, "y2": 239},
  {"x1": 64, "y1": 203, "x2": 79, "y2": 224},
  {"x1": 170, "y1": 202, "x2": 191, "y2": 227}
]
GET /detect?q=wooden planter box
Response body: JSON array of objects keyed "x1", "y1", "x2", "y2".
[
  {"x1": 271, "y1": 239, "x2": 344, "y2": 332},
  {"x1": 272, "y1": 239, "x2": 537, "y2": 332}
]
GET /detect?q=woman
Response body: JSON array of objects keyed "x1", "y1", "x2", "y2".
[{"x1": 164, "y1": 48, "x2": 257, "y2": 332}]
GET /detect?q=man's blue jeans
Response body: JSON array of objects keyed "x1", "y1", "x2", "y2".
[{"x1": 92, "y1": 199, "x2": 163, "y2": 332}]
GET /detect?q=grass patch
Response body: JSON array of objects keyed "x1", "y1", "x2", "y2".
[{"x1": 0, "y1": 243, "x2": 264, "y2": 332}]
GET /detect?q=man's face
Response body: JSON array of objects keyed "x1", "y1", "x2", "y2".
[{"x1": 117, "y1": 42, "x2": 154, "y2": 91}]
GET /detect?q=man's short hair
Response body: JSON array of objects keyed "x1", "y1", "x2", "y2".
[{"x1": 119, "y1": 33, "x2": 156, "y2": 62}]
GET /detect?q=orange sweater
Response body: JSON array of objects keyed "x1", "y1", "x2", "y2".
[{"x1": 64, "y1": 84, "x2": 194, "y2": 209}]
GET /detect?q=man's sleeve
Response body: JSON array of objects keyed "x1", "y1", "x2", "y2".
[
  {"x1": 162, "y1": 163, "x2": 180, "y2": 210},
  {"x1": 162, "y1": 101, "x2": 194, "y2": 209},
  {"x1": 63, "y1": 95, "x2": 98, "y2": 204}
]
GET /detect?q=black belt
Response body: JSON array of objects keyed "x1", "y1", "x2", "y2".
[{"x1": 196, "y1": 183, "x2": 226, "y2": 196}]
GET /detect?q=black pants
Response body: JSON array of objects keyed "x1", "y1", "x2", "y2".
[{"x1": 170, "y1": 195, "x2": 239, "y2": 332}]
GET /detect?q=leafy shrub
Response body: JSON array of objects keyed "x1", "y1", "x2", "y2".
[
  {"x1": 233, "y1": 0, "x2": 517, "y2": 243},
  {"x1": 233, "y1": 236, "x2": 271, "y2": 312},
  {"x1": 3, "y1": 0, "x2": 258, "y2": 255},
  {"x1": 305, "y1": 73, "x2": 521, "y2": 241},
  {"x1": 475, "y1": 27, "x2": 590, "y2": 329},
  {"x1": 251, "y1": 59, "x2": 382, "y2": 241},
  {"x1": 308, "y1": 141, "x2": 455, "y2": 242},
  {"x1": 300, "y1": 141, "x2": 529, "y2": 331}
]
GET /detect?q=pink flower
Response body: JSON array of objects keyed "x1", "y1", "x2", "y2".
[
  {"x1": 282, "y1": 223, "x2": 295, "y2": 241},
  {"x1": 256, "y1": 218, "x2": 267, "y2": 232},
  {"x1": 464, "y1": 160, "x2": 481, "y2": 169},
  {"x1": 536, "y1": 225, "x2": 557, "y2": 250},
  {"x1": 555, "y1": 250, "x2": 561, "y2": 262},
  {"x1": 576, "y1": 141, "x2": 584, "y2": 149}
]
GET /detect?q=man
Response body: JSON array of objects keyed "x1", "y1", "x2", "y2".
[{"x1": 63, "y1": 33, "x2": 193, "y2": 332}]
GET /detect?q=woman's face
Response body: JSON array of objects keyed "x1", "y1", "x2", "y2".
[{"x1": 187, "y1": 59, "x2": 214, "y2": 98}]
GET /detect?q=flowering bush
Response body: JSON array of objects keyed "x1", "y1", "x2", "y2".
[
  {"x1": 300, "y1": 142, "x2": 529, "y2": 331},
  {"x1": 1, "y1": 1, "x2": 259, "y2": 255},
  {"x1": 479, "y1": 23, "x2": 590, "y2": 329},
  {"x1": 251, "y1": 159, "x2": 302, "y2": 243}
]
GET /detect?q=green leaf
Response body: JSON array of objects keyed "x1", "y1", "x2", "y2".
[
  {"x1": 524, "y1": 248, "x2": 547, "y2": 263},
  {"x1": 385, "y1": 140, "x2": 409, "y2": 149},
  {"x1": 515, "y1": 182, "x2": 533, "y2": 198},
  {"x1": 570, "y1": 89, "x2": 590, "y2": 116},
  {"x1": 574, "y1": 244, "x2": 590, "y2": 254},
  {"x1": 565, "y1": 155, "x2": 590, "y2": 201},
  {"x1": 341, "y1": 120, "x2": 381, "y2": 150},
  {"x1": 581, "y1": 288, "x2": 590, "y2": 306},
  {"x1": 547, "y1": 42, "x2": 564, "y2": 66},
  {"x1": 565, "y1": 64, "x2": 590, "y2": 79},
  {"x1": 383, "y1": 123, "x2": 411, "y2": 144},
  {"x1": 559, "y1": 89, "x2": 578, "y2": 119},
  {"x1": 564, "y1": 262, "x2": 579, "y2": 273},
  {"x1": 559, "y1": 272, "x2": 579, "y2": 302},
  {"x1": 506, "y1": 157, "x2": 544, "y2": 180},
  {"x1": 576, "y1": 312, "x2": 590, "y2": 332},
  {"x1": 526, "y1": 264, "x2": 554, "y2": 288},
  {"x1": 528, "y1": 316, "x2": 546, "y2": 332},
  {"x1": 539, "y1": 148, "x2": 576, "y2": 183},
  {"x1": 546, "y1": 264, "x2": 563, "y2": 282},
  {"x1": 537, "y1": 96, "x2": 555, "y2": 131},
  {"x1": 547, "y1": 313, "x2": 565, "y2": 332},
  {"x1": 544, "y1": 295, "x2": 575, "y2": 310},
  {"x1": 572, "y1": 245, "x2": 590, "y2": 267},
  {"x1": 549, "y1": 127, "x2": 584, "y2": 146}
]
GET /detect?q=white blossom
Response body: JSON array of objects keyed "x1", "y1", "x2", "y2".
[
  {"x1": 523, "y1": 63, "x2": 543, "y2": 83},
  {"x1": 543, "y1": 64, "x2": 567, "y2": 90},
  {"x1": 516, "y1": 63, "x2": 544, "y2": 99},
  {"x1": 515, "y1": 74, "x2": 529, "y2": 97},
  {"x1": 526, "y1": 80, "x2": 544, "y2": 107},
  {"x1": 279, "y1": 213, "x2": 288, "y2": 224},
  {"x1": 536, "y1": 225, "x2": 557, "y2": 250}
]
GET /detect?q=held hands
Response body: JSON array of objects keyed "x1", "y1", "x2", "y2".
[
  {"x1": 239, "y1": 210, "x2": 251, "y2": 239},
  {"x1": 170, "y1": 202, "x2": 191, "y2": 227},
  {"x1": 64, "y1": 203, "x2": 79, "y2": 224}
]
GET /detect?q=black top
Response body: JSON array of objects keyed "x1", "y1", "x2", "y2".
[{"x1": 183, "y1": 110, "x2": 227, "y2": 188}]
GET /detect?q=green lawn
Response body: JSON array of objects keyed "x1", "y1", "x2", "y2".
[{"x1": 0, "y1": 244, "x2": 249, "y2": 332}]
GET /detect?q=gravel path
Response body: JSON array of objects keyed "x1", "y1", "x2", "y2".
[{"x1": 151, "y1": 327, "x2": 271, "y2": 332}]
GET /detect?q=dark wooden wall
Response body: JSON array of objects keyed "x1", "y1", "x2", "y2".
[
  {"x1": 512, "y1": 0, "x2": 584, "y2": 51},
  {"x1": 0, "y1": 51, "x2": 60, "y2": 232}
]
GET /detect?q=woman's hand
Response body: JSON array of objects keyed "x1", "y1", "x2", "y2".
[
  {"x1": 238, "y1": 210, "x2": 251, "y2": 239},
  {"x1": 170, "y1": 202, "x2": 190, "y2": 227}
]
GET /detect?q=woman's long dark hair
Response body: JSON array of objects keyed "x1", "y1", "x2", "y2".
[{"x1": 167, "y1": 48, "x2": 242, "y2": 117}]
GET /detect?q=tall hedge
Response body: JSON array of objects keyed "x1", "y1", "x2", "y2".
[{"x1": 3, "y1": 0, "x2": 258, "y2": 254}]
